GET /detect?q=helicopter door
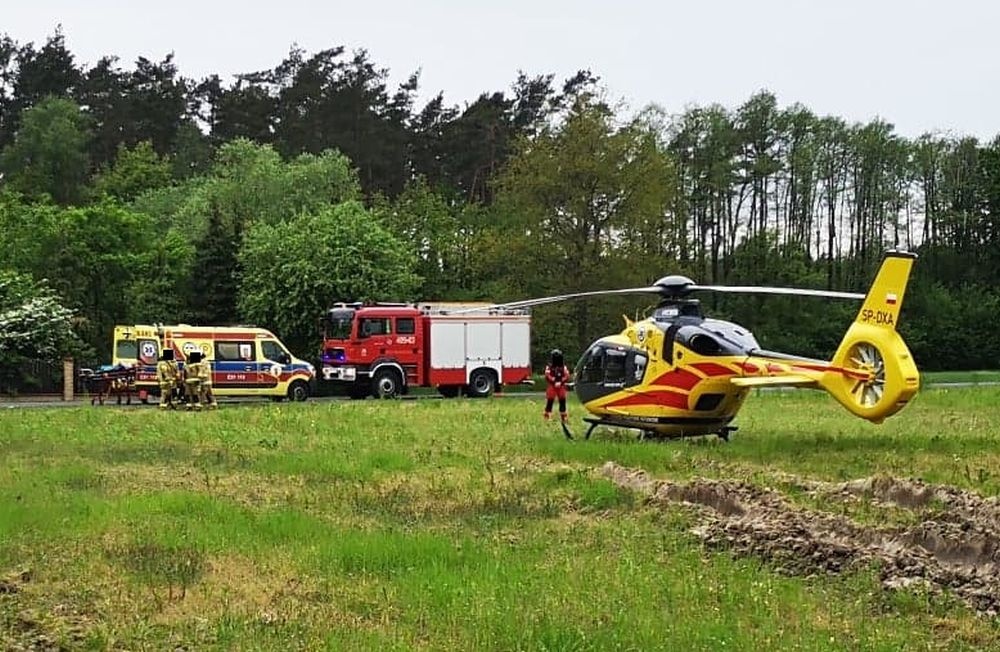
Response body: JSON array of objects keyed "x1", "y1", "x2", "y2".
[
  {"x1": 603, "y1": 349, "x2": 627, "y2": 388},
  {"x1": 575, "y1": 344, "x2": 648, "y2": 404}
]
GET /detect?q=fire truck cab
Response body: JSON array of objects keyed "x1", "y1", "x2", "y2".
[{"x1": 320, "y1": 303, "x2": 531, "y2": 398}]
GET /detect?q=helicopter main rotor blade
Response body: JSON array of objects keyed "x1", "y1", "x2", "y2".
[
  {"x1": 448, "y1": 287, "x2": 662, "y2": 314},
  {"x1": 690, "y1": 285, "x2": 865, "y2": 300}
]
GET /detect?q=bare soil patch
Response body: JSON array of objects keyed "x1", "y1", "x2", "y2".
[{"x1": 601, "y1": 462, "x2": 1000, "y2": 614}]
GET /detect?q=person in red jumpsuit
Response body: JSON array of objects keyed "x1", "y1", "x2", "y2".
[{"x1": 543, "y1": 349, "x2": 571, "y2": 422}]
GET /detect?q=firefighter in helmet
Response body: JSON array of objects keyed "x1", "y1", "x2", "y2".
[
  {"x1": 184, "y1": 351, "x2": 203, "y2": 411},
  {"x1": 543, "y1": 349, "x2": 571, "y2": 422},
  {"x1": 198, "y1": 353, "x2": 217, "y2": 409},
  {"x1": 156, "y1": 348, "x2": 179, "y2": 410}
]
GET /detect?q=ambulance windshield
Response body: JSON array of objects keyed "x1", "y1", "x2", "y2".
[
  {"x1": 115, "y1": 340, "x2": 138, "y2": 359},
  {"x1": 324, "y1": 309, "x2": 355, "y2": 340}
]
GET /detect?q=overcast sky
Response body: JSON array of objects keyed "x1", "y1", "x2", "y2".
[{"x1": 5, "y1": 0, "x2": 999, "y2": 140}]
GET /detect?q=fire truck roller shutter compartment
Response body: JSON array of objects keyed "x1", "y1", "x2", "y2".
[
  {"x1": 430, "y1": 321, "x2": 467, "y2": 369},
  {"x1": 501, "y1": 321, "x2": 530, "y2": 368},
  {"x1": 465, "y1": 320, "x2": 502, "y2": 387},
  {"x1": 467, "y1": 321, "x2": 501, "y2": 362}
]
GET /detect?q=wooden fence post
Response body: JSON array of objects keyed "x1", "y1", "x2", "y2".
[{"x1": 63, "y1": 357, "x2": 74, "y2": 401}]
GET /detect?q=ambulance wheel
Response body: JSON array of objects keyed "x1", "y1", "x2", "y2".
[
  {"x1": 372, "y1": 369, "x2": 402, "y2": 399},
  {"x1": 438, "y1": 386, "x2": 460, "y2": 398},
  {"x1": 288, "y1": 380, "x2": 310, "y2": 402},
  {"x1": 467, "y1": 369, "x2": 495, "y2": 398}
]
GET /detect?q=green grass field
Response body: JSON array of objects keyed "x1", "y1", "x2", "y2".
[
  {"x1": 3, "y1": 388, "x2": 1000, "y2": 650},
  {"x1": 922, "y1": 370, "x2": 1000, "y2": 384}
]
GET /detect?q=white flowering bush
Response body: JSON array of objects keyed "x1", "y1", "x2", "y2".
[{"x1": 0, "y1": 271, "x2": 77, "y2": 392}]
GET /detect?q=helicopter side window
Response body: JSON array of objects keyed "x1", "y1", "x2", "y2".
[
  {"x1": 689, "y1": 333, "x2": 722, "y2": 356},
  {"x1": 603, "y1": 349, "x2": 627, "y2": 387},
  {"x1": 673, "y1": 325, "x2": 731, "y2": 357},
  {"x1": 632, "y1": 353, "x2": 647, "y2": 383}
]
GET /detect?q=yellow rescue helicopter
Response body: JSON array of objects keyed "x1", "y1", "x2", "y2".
[{"x1": 475, "y1": 251, "x2": 920, "y2": 440}]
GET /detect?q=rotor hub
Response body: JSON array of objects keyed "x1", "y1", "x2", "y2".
[{"x1": 653, "y1": 275, "x2": 696, "y2": 297}]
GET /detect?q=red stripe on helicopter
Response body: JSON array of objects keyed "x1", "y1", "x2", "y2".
[
  {"x1": 650, "y1": 368, "x2": 701, "y2": 391},
  {"x1": 791, "y1": 363, "x2": 870, "y2": 381},
  {"x1": 690, "y1": 362, "x2": 736, "y2": 377},
  {"x1": 604, "y1": 390, "x2": 689, "y2": 410},
  {"x1": 738, "y1": 361, "x2": 760, "y2": 373}
]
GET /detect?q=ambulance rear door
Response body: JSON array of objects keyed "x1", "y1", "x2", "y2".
[{"x1": 112, "y1": 325, "x2": 160, "y2": 387}]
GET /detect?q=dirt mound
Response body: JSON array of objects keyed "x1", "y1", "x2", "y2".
[{"x1": 601, "y1": 462, "x2": 1000, "y2": 614}]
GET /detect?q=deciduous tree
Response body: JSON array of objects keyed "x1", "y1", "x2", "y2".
[{"x1": 237, "y1": 201, "x2": 420, "y2": 354}]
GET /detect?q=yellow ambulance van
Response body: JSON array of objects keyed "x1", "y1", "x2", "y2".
[{"x1": 111, "y1": 324, "x2": 315, "y2": 402}]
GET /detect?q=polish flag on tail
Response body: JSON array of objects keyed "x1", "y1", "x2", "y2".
[{"x1": 885, "y1": 292, "x2": 898, "y2": 305}]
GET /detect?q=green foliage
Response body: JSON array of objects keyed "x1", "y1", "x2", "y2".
[
  {"x1": 494, "y1": 96, "x2": 678, "y2": 360},
  {"x1": 0, "y1": 96, "x2": 91, "y2": 205},
  {"x1": 92, "y1": 140, "x2": 172, "y2": 202},
  {"x1": 0, "y1": 29, "x2": 81, "y2": 149},
  {"x1": 376, "y1": 177, "x2": 466, "y2": 299},
  {"x1": 0, "y1": 195, "x2": 162, "y2": 353},
  {"x1": 124, "y1": 228, "x2": 195, "y2": 324},
  {"x1": 0, "y1": 191, "x2": 56, "y2": 271},
  {"x1": 0, "y1": 270, "x2": 77, "y2": 391},
  {"x1": 41, "y1": 201, "x2": 155, "y2": 349},
  {"x1": 237, "y1": 201, "x2": 420, "y2": 354},
  {"x1": 126, "y1": 140, "x2": 362, "y2": 332},
  {"x1": 169, "y1": 121, "x2": 214, "y2": 179},
  {"x1": 190, "y1": 205, "x2": 238, "y2": 324},
  {"x1": 900, "y1": 281, "x2": 1000, "y2": 371},
  {"x1": 137, "y1": 139, "x2": 360, "y2": 244}
]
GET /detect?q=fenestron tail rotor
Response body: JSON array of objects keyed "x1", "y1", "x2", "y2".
[{"x1": 846, "y1": 342, "x2": 886, "y2": 408}]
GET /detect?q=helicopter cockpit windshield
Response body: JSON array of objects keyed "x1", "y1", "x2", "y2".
[{"x1": 575, "y1": 342, "x2": 649, "y2": 404}]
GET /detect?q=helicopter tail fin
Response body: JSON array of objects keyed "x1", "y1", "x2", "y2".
[{"x1": 820, "y1": 252, "x2": 920, "y2": 423}]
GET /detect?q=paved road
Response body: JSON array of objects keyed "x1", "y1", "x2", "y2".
[
  {"x1": 0, "y1": 391, "x2": 544, "y2": 410},
  {"x1": 2, "y1": 382, "x2": 997, "y2": 410}
]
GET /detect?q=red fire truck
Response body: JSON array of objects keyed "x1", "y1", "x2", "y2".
[{"x1": 319, "y1": 303, "x2": 532, "y2": 398}]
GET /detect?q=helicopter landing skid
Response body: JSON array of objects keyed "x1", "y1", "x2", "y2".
[
  {"x1": 581, "y1": 417, "x2": 737, "y2": 442},
  {"x1": 716, "y1": 426, "x2": 738, "y2": 442},
  {"x1": 582, "y1": 417, "x2": 658, "y2": 441}
]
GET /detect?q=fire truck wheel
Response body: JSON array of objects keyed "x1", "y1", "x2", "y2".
[
  {"x1": 288, "y1": 380, "x2": 310, "y2": 402},
  {"x1": 372, "y1": 368, "x2": 402, "y2": 399},
  {"x1": 467, "y1": 369, "x2": 495, "y2": 398}
]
